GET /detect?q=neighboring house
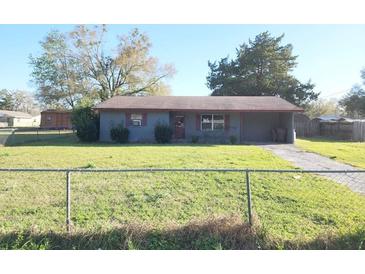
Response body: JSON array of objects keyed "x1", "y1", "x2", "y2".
[
  {"x1": 0, "y1": 110, "x2": 40, "y2": 127},
  {"x1": 94, "y1": 96, "x2": 303, "y2": 143},
  {"x1": 40, "y1": 109, "x2": 73, "y2": 129},
  {"x1": 313, "y1": 114, "x2": 353, "y2": 123},
  {"x1": 312, "y1": 114, "x2": 355, "y2": 140},
  {"x1": 32, "y1": 115, "x2": 41, "y2": 127}
]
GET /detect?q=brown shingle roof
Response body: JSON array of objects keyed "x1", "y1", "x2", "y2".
[
  {"x1": 41, "y1": 109, "x2": 71, "y2": 114},
  {"x1": 94, "y1": 96, "x2": 303, "y2": 112}
]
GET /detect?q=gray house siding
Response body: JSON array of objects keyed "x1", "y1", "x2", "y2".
[
  {"x1": 279, "y1": 112, "x2": 294, "y2": 143},
  {"x1": 99, "y1": 111, "x2": 169, "y2": 142},
  {"x1": 182, "y1": 112, "x2": 240, "y2": 143},
  {"x1": 128, "y1": 112, "x2": 169, "y2": 142},
  {"x1": 241, "y1": 112, "x2": 280, "y2": 142},
  {"x1": 240, "y1": 112, "x2": 294, "y2": 143},
  {"x1": 99, "y1": 111, "x2": 125, "y2": 142}
]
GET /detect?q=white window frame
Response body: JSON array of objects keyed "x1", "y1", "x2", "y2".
[
  {"x1": 201, "y1": 114, "x2": 224, "y2": 131},
  {"x1": 131, "y1": 113, "x2": 143, "y2": 127}
]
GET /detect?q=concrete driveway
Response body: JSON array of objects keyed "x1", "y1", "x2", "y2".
[{"x1": 259, "y1": 144, "x2": 365, "y2": 194}]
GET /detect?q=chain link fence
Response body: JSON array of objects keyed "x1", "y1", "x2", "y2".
[
  {"x1": 0, "y1": 171, "x2": 65, "y2": 232},
  {"x1": 249, "y1": 170, "x2": 365, "y2": 248},
  {"x1": 0, "y1": 128, "x2": 74, "y2": 146},
  {"x1": 0, "y1": 168, "x2": 364, "y2": 248}
]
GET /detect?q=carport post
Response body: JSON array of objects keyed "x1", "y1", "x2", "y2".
[
  {"x1": 245, "y1": 170, "x2": 253, "y2": 226},
  {"x1": 66, "y1": 171, "x2": 71, "y2": 233}
]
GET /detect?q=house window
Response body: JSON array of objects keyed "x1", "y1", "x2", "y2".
[
  {"x1": 201, "y1": 114, "x2": 224, "y2": 131},
  {"x1": 131, "y1": 113, "x2": 142, "y2": 126}
]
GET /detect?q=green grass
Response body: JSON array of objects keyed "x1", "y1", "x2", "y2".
[
  {"x1": 0, "y1": 135, "x2": 364, "y2": 249},
  {"x1": 0, "y1": 129, "x2": 75, "y2": 146},
  {"x1": 296, "y1": 138, "x2": 365, "y2": 169}
]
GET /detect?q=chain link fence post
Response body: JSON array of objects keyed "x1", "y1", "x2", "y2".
[
  {"x1": 66, "y1": 171, "x2": 71, "y2": 233},
  {"x1": 245, "y1": 170, "x2": 253, "y2": 226}
]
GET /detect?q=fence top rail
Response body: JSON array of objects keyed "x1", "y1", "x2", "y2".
[{"x1": 0, "y1": 168, "x2": 364, "y2": 173}]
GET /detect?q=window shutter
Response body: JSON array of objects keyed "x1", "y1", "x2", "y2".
[
  {"x1": 142, "y1": 113, "x2": 147, "y2": 126},
  {"x1": 125, "y1": 113, "x2": 131, "y2": 127},
  {"x1": 224, "y1": 114, "x2": 230, "y2": 132},
  {"x1": 196, "y1": 114, "x2": 200, "y2": 131}
]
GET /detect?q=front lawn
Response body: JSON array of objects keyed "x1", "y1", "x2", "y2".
[
  {"x1": 0, "y1": 136, "x2": 364, "y2": 249},
  {"x1": 296, "y1": 138, "x2": 365, "y2": 169}
]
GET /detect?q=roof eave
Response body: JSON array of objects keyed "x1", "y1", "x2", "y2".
[{"x1": 94, "y1": 107, "x2": 303, "y2": 113}]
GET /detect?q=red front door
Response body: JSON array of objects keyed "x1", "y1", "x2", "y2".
[{"x1": 174, "y1": 115, "x2": 185, "y2": 139}]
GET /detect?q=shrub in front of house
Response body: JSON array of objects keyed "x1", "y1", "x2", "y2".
[
  {"x1": 191, "y1": 136, "x2": 199, "y2": 143},
  {"x1": 229, "y1": 135, "x2": 237, "y2": 144},
  {"x1": 110, "y1": 125, "x2": 130, "y2": 143},
  {"x1": 71, "y1": 107, "x2": 99, "y2": 142},
  {"x1": 154, "y1": 123, "x2": 173, "y2": 144}
]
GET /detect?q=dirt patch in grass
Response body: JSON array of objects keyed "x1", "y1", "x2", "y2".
[{"x1": 0, "y1": 215, "x2": 256, "y2": 250}]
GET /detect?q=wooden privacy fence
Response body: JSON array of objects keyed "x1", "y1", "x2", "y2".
[
  {"x1": 320, "y1": 122, "x2": 353, "y2": 140},
  {"x1": 295, "y1": 120, "x2": 365, "y2": 141},
  {"x1": 294, "y1": 119, "x2": 320, "y2": 137}
]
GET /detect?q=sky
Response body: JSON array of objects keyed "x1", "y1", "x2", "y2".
[{"x1": 0, "y1": 24, "x2": 365, "y2": 100}]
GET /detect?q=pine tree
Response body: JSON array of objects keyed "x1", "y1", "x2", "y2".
[{"x1": 207, "y1": 31, "x2": 319, "y2": 106}]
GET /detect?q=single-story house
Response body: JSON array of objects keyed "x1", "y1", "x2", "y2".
[
  {"x1": 0, "y1": 110, "x2": 40, "y2": 127},
  {"x1": 40, "y1": 109, "x2": 73, "y2": 129},
  {"x1": 94, "y1": 96, "x2": 303, "y2": 144}
]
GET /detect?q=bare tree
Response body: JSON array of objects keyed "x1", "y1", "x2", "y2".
[
  {"x1": 305, "y1": 98, "x2": 344, "y2": 119},
  {"x1": 30, "y1": 30, "x2": 95, "y2": 109},
  {"x1": 30, "y1": 25, "x2": 175, "y2": 107},
  {"x1": 70, "y1": 25, "x2": 175, "y2": 101},
  {"x1": 0, "y1": 89, "x2": 40, "y2": 115}
]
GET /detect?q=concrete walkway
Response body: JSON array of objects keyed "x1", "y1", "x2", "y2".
[{"x1": 259, "y1": 144, "x2": 365, "y2": 194}]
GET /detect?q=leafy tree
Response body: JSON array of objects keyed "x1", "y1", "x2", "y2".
[
  {"x1": 71, "y1": 107, "x2": 99, "y2": 142},
  {"x1": 339, "y1": 85, "x2": 365, "y2": 118},
  {"x1": 305, "y1": 98, "x2": 343, "y2": 119},
  {"x1": 339, "y1": 69, "x2": 365, "y2": 118},
  {"x1": 0, "y1": 89, "x2": 14, "y2": 110},
  {"x1": 70, "y1": 26, "x2": 175, "y2": 101},
  {"x1": 207, "y1": 31, "x2": 319, "y2": 106},
  {"x1": 29, "y1": 31, "x2": 89, "y2": 109},
  {"x1": 358, "y1": 69, "x2": 365, "y2": 90},
  {"x1": 0, "y1": 89, "x2": 39, "y2": 115}
]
